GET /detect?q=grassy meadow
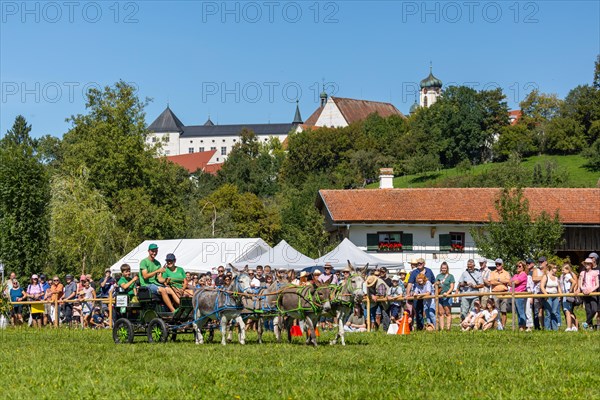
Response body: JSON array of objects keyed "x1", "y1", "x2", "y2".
[
  {"x1": 1, "y1": 326, "x2": 598, "y2": 399},
  {"x1": 366, "y1": 155, "x2": 599, "y2": 189}
]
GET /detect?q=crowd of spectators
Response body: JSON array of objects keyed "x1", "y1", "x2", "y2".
[
  {"x1": 370, "y1": 252, "x2": 600, "y2": 333},
  {"x1": 2, "y1": 246, "x2": 599, "y2": 333}
]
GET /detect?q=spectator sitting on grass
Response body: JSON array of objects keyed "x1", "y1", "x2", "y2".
[
  {"x1": 89, "y1": 308, "x2": 108, "y2": 329},
  {"x1": 475, "y1": 298, "x2": 498, "y2": 331},
  {"x1": 344, "y1": 305, "x2": 367, "y2": 332},
  {"x1": 460, "y1": 299, "x2": 482, "y2": 331}
]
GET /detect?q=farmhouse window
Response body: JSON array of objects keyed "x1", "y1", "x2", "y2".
[{"x1": 367, "y1": 232, "x2": 412, "y2": 253}]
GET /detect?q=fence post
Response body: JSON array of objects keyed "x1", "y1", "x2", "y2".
[
  {"x1": 434, "y1": 282, "x2": 439, "y2": 331},
  {"x1": 108, "y1": 291, "x2": 113, "y2": 329},
  {"x1": 366, "y1": 294, "x2": 371, "y2": 332},
  {"x1": 54, "y1": 298, "x2": 59, "y2": 327},
  {"x1": 511, "y1": 282, "x2": 516, "y2": 331}
]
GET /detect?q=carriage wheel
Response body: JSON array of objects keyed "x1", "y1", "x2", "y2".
[
  {"x1": 147, "y1": 318, "x2": 169, "y2": 343},
  {"x1": 113, "y1": 318, "x2": 135, "y2": 344}
]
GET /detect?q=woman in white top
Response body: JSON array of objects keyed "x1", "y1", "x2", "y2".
[
  {"x1": 560, "y1": 263, "x2": 579, "y2": 331},
  {"x1": 540, "y1": 264, "x2": 563, "y2": 331},
  {"x1": 475, "y1": 298, "x2": 498, "y2": 331}
]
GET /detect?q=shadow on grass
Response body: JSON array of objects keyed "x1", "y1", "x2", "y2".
[{"x1": 408, "y1": 173, "x2": 442, "y2": 184}]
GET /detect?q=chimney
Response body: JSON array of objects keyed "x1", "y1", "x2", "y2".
[{"x1": 379, "y1": 168, "x2": 394, "y2": 189}]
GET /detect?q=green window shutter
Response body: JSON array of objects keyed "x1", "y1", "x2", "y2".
[
  {"x1": 367, "y1": 234, "x2": 379, "y2": 252},
  {"x1": 402, "y1": 233, "x2": 413, "y2": 251},
  {"x1": 439, "y1": 234, "x2": 451, "y2": 251}
]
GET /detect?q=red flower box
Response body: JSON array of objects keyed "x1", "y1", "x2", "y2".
[{"x1": 378, "y1": 242, "x2": 403, "y2": 252}]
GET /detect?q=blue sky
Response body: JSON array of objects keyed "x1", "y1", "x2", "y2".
[{"x1": 1, "y1": 1, "x2": 599, "y2": 138}]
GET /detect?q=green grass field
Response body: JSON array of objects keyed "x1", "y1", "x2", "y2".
[
  {"x1": 367, "y1": 155, "x2": 599, "y2": 189},
  {"x1": 1, "y1": 326, "x2": 598, "y2": 399}
]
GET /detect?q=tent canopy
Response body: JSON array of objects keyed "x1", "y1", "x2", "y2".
[
  {"x1": 314, "y1": 238, "x2": 401, "y2": 269},
  {"x1": 110, "y1": 238, "x2": 271, "y2": 274},
  {"x1": 231, "y1": 239, "x2": 315, "y2": 271}
]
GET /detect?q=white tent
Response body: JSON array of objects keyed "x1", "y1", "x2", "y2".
[
  {"x1": 314, "y1": 238, "x2": 402, "y2": 269},
  {"x1": 231, "y1": 239, "x2": 316, "y2": 270},
  {"x1": 109, "y1": 238, "x2": 271, "y2": 274}
]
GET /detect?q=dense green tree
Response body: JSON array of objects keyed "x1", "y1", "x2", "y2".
[
  {"x1": 471, "y1": 187, "x2": 564, "y2": 270},
  {"x1": 218, "y1": 129, "x2": 284, "y2": 197},
  {"x1": 493, "y1": 124, "x2": 537, "y2": 159},
  {"x1": 49, "y1": 174, "x2": 118, "y2": 277},
  {"x1": 519, "y1": 90, "x2": 563, "y2": 153},
  {"x1": 582, "y1": 137, "x2": 600, "y2": 171},
  {"x1": 544, "y1": 117, "x2": 586, "y2": 154},
  {"x1": 0, "y1": 116, "x2": 50, "y2": 277},
  {"x1": 58, "y1": 81, "x2": 193, "y2": 254},
  {"x1": 561, "y1": 85, "x2": 600, "y2": 143}
]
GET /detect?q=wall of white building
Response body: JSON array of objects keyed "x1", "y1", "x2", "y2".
[
  {"x1": 315, "y1": 98, "x2": 348, "y2": 128},
  {"x1": 347, "y1": 224, "x2": 483, "y2": 278},
  {"x1": 147, "y1": 133, "x2": 288, "y2": 163}
]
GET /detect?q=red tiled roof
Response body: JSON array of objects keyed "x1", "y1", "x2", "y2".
[
  {"x1": 203, "y1": 163, "x2": 223, "y2": 175},
  {"x1": 318, "y1": 188, "x2": 600, "y2": 225},
  {"x1": 304, "y1": 97, "x2": 404, "y2": 126},
  {"x1": 509, "y1": 110, "x2": 522, "y2": 126},
  {"x1": 166, "y1": 150, "x2": 216, "y2": 173},
  {"x1": 304, "y1": 106, "x2": 323, "y2": 126},
  {"x1": 333, "y1": 97, "x2": 404, "y2": 123}
]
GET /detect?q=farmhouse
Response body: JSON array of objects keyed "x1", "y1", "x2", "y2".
[{"x1": 316, "y1": 171, "x2": 600, "y2": 273}]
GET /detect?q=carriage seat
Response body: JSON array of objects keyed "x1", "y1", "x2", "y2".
[{"x1": 137, "y1": 286, "x2": 162, "y2": 303}]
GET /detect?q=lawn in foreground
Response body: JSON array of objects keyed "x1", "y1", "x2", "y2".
[{"x1": 1, "y1": 328, "x2": 598, "y2": 399}]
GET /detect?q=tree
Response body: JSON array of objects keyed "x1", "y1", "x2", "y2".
[
  {"x1": 49, "y1": 174, "x2": 118, "y2": 277},
  {"x1": 561, "y1": 85, "x2": 600, "y2": 144},
  {"x1": 0, "y1": 116, "x2": 50, "y2": 277},
  {"x1": 519, "y1": 90, "x2": 563, "y2": 153},
  {"x1": 471, "y1": 187, "x2": 564, "y2": 270},
  {"x1": 493, "y1": 124, "x2": 537, "y2": 159},
  {"x1": 58, "y1": 81, "x2": 193, "y2": 255},
  {"x1": 544, "y1": 117, "x2": 586, "y2": 154},
  {"x1": 218, "y1": 129, "x2": 284, "y2": 197},
  {"x1": 582, "y1": 137, "x2": 600, "y2": 171}
]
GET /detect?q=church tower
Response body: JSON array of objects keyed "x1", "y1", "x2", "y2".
[{"x1": 419, "y1": 64, "x2": 443, "y2": 108}]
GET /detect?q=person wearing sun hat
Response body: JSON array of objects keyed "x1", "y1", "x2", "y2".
[{"x1": 365, "y1": 273, "x2": 390, "y2": 331}]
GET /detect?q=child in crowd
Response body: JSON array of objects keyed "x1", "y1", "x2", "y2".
[
  {"x1": 461, "y1": 300, "x2": 483, "y2": 331},
  {"x1": 475, "y1": 299, "x2": 498, "y2": 331}
]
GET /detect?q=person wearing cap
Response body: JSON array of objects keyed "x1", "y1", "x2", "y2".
[
  {"x1": 457, "y1": 259, "x2": 484, "y2": 322},
  {"x1": 319, "y1": 263, "x2": 338, "y2": 285},
  {"x1": 26, "y1": 274, "x2": 45, "y2": 328},
  {"x1": 531, "y1": 256, "x2": 548, "y2": 330},
  {"x1": 139, "y1": 243, "x2": 177, "y2": 312},
  {"x1": 99, "y1": 269, "x2": 116, "y2": 300},
  {"x1": 117, "y1": 264, "x2": 138, "y2": 298},
  {"x1": 589, "y1": 253, "x2": 599, "y2": 270},
  {"x1": 161, "y1": 254, "x2": 192, "y2": 298},
  {"x1": 576, "y1": 257, "x2": 599, "y2": 330},
  {"x1": 62, "y1": 274, "x2": 78, "y2": 326},
  {"x1": 489, "y1": 258, "x2": 512, "y2": 329},
  {"x1": 386, "y1": 275, "x2": 405, "y2": 323}
]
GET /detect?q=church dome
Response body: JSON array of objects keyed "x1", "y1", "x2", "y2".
[
  {"x1": 409, "y1": 101, "x2": 420, "y2": 114},
  {"x1": 420, "y1": 68, "x2": 442, "y2": 89}
]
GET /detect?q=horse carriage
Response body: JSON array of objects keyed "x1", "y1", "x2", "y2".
[
  {"x1": 112, "y1": 286, "x2": 196, "y2": 344},
  {"x1": 112, "y1": 263, "x2": 366, "y2": 346}
]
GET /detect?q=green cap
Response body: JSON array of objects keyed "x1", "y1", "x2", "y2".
[{"x1": 148, "y1": 243, "x2": 158, "y2": 250}]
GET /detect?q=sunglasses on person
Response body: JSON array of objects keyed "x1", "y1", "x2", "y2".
[
  {"x1": 417, "y1": 262, "x2": 424, "y2": 266},
  {"x1": 53, "y1": 279, "x2": 59, "y2": 282}
]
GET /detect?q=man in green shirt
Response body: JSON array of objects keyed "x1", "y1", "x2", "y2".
[
  {"x1": 162, "y1": 253, "x2": 192, "y2": 298},
  {"x1": 139, "y1": 243, "x2": 177, "y2": 312}
]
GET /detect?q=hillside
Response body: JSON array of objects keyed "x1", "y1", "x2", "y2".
[{"x1": 367, "y1": 155, "x2": 600, "y2": 189}]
